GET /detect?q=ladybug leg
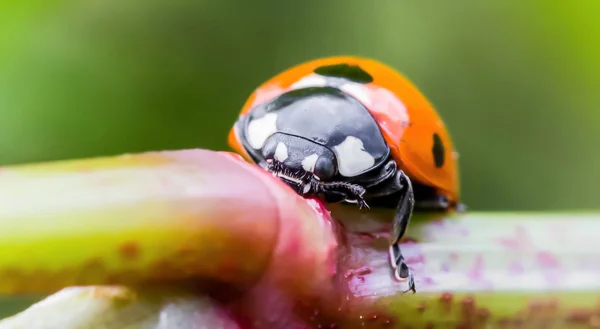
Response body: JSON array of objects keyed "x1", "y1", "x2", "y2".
[
  {"x1": 389, "y1": 170, "x2": 416, "y2": 293},
  {"x1": 390, "y1": 244, "x2": 416, "y2": 293},
  {"x1": 316, "y1": 181, "x2": 369, "y2": 208},
  {"x1": 320, "y1": 189, "x2": 349, "y2": 203}
]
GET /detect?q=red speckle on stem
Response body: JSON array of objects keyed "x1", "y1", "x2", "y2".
[
  {"x1": 402, "y1": 241, "x2": 425, "y2": 266},
  {"x1": 567, "y1": 309, "x2": 592, "y2": 323},
  {"x1": 507, "y1": 261, "x2": 524, "y2": 275},
  {"x1": 496, "y1": 225, "x2": 532, "y2": 250},
  {"x1": 439, "y1": 292, "x2": 453, "y2": 312},
  {"x1": 118, "y1": 242, "x2": 140, "y2": 261},
  {"x1": 405, "y1": 253, "x2": 425, "y2": 265},
  {"x1": 461, "y1": 296, "x2": 475, "y2": 317},
  {"x1": 344, "y1": 266, "x2": 373, "y2": 286},
  {"x1": 467, "y1": 255, "x2": 484, "y2": 281},
  {"x1": 422, "y1": 277, "x2": 435, "y2": 285},
  {"x1": 440, "y1": 292, "x2": 453, "y2": 301},
  {"x1": 536, "y1": 251, "x2": 560, "y2": 269}
]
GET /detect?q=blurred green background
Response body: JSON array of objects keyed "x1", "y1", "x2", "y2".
[
  {"x1": 1, "y1": 1, "x2": 599, "y2": 212},
  {"x1": 0, "y1": 0, "x2": 599, "y2": 320}
]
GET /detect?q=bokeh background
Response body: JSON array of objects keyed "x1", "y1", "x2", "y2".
[
  {"x1": 2, "y1": 1, "x2": 599, "y2": 213},
  {"x1": 0, "y1": 0, "x2": 599, "y2": 320}
]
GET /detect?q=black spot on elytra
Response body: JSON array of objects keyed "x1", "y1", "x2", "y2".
[
  {"x1": 314, "y1": 63, "x2": 373, "y2": 84},
  {"x1": 432, "y1": 133, "x2": 445, "y2": 168}
]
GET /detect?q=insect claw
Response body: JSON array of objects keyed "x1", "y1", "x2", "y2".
[
  {"x1": 358, "y1": 199, "x2": 370, "y2": 209},
  {"x1": 403, "y1": 272, "x2": 416, "y2": 294}
]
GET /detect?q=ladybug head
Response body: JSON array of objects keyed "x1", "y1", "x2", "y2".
[
  {"x1": 261, "y1": 132, "x2": 367, "y2": 206},
  {"x1": 262, "y1": 133, "x2": 336, "y2": 184}
]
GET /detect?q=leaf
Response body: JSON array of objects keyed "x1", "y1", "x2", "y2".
[{"x1": 1, "y1": 149, "x2": 600, "y2": 328}]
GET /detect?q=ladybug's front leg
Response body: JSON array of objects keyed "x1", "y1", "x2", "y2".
[{"x1": 389, "y1": 170, "x2": 416, "y2": 293}]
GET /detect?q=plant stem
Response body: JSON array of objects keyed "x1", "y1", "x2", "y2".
[
  {"x1": 1, "y1": 150, "x2": 600, "y2": 328},
  {"x1": 0, "y1": 150, "x2": 336, "y2": 296},
  {"x1": 327, "y1": 204, "x2": 600, "y2": 328}
]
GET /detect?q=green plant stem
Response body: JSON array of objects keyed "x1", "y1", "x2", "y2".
[
  {"x1": 1, "y1": 150, "x2": 600, "y2": 328},
  {"x1": 0, "y1": 149, "x2": 337, "y2": 296},
  {"x1": 328, "y1": 205, "x2": 600, "y2": 328}
]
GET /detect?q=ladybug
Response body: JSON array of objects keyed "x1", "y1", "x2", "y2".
[{"x1": 228, "y1": 56, "x2": 461, "y2": 293}]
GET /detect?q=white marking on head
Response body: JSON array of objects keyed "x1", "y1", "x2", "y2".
[
  {"x1": 340, "y1": 83, "x2": 371, "y2": 107},
  {"x1": 246, "y1": 113, "x2": 278, "y2": 149},
  {"x1": 290, "y1": 74, "x2": 328, "y2": 89},
  {"x1": 332, "y1": 136, "x2": 375, "y2": 177},
  {"x1": 274, "y1": 142, "x2": 289, "y2": 162},
  {"x1": 301, "y1": 154, "x2": 319, "y2": 172}
]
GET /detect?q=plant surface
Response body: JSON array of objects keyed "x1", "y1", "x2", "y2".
[{"x1": 0, "y1": 149, "x2": 599, "y2": 328}]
